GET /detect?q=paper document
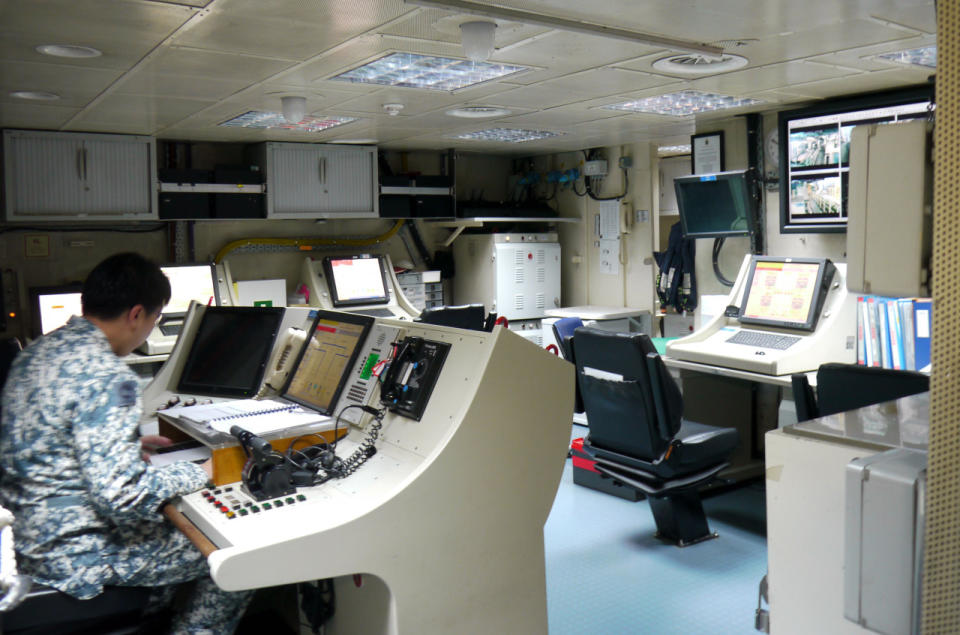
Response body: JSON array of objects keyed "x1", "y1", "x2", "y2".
[{"x1": 163, "y1": 398, "x2": 332, "y2": 436}]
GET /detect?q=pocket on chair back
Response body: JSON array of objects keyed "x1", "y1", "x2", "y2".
[{"x1": 578, "y1": 372, "x2": 666, "y2": 461}]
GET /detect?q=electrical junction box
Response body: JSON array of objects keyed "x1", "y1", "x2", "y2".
[{"x1": 582, "y1": 160, "x2": 608, "y2": 177}]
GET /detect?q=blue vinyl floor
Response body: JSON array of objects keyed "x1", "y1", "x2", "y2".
[{"x1": 544, "y1": 426, "x2": 768, "y2": 635}]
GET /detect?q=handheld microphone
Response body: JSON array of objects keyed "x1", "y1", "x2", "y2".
[{"x1": 230, "y1": 425, "x2": 295, "y2": 501}]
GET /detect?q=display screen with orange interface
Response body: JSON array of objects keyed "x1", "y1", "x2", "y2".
[
  {"x1": 282, "y1": 312, "x2": 373, "y2": 415},
  {"x1": 739, "y1": 259, "x2": 832, "y2": 330}
]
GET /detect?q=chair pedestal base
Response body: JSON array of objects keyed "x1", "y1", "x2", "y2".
[{"x1": 648, "y1": 491, "x2": 718, "y2": 547}]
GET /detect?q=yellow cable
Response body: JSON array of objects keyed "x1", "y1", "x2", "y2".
[{"x1": 213, "y1": 220, "x2": 406, "y2": 263}]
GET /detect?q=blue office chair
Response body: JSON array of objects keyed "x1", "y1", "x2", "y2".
[
  {"x1": 574, "y1": 328, "x2": 739, "y2": 546},
  {"x1": 551, "y1": 317, "x2": 584, "y2": 414},
  {"x1": 791, "y1": 363, "x2": 930, "y2": 423}
]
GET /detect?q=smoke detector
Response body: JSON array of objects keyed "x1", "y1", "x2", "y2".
[
  {"x1": 652, "y1": 53, "x2": 748, "y2": 75},
  {"x1": 383, "y1": 103, "x2": 404, "y2": 116}
]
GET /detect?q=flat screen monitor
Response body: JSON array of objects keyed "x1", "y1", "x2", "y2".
[
  {"x1": 282, "y1": 310, "x2": 374, "y2": 415},
  {"x1": 177, "y1": 306, "x2": 284, "y2": 398},
  {"x1": 778, "y1": 84, "x2": 933, "y2": 233},
  {"x1": 322, "y1": 255, "x2": 390, "y2": 307},
  {"x1": 738, "y1": 257, "x2": 836, "y2": 332},
  {"x1": 674, "y1": 169, "x2": 758, "y2": 239},
  {"x1": 31, "y1": 285, "x2": 83, "y2": 337},
  {"x1": 160, "y1": 263, "x2": 218, "y2": 317}
]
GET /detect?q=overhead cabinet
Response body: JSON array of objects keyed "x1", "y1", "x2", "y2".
[
  {"x1": 3, "y1": 129, "x2": 157, "y2": 221},
  {"x1": 258, "y1": 142, "x2": 378, "y2": 219}
]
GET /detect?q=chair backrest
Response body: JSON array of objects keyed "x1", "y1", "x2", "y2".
[
  {"x1": 416, "y1": 304, "x2": 486, "y2": 331},
  {"x1": 645, "y1": 352, "x2": 685, "y2": 441},
  {"x1": 551, "y1": 317, "x2": 584, "y2": 413},
  {"x1": 790, "y1": 373, "x2": 820, "y2": 423},
  {"x1": 573, "y1": 328, "x2": 668, "y2": 460},
  {"x1": 815, "y1": 363, "x2": 929, "y2": 418},
  {"x1": 551, "y1": 317, "x2": 583, "y2": 362}
]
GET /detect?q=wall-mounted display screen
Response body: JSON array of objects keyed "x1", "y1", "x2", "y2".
[
  {"x1": 322, "y1": 255, "x2": 390, "y2": 307},
  {"x1": 778, "y1": 85, "x2": 932, "y2": 233},
  {"x1": 673, "y1": 169, "x2": 758, "y2": 238}
]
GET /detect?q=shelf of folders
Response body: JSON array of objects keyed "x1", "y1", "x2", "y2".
[{"x1": 856, "y1": 296, "x2": 931, "y2": 372}]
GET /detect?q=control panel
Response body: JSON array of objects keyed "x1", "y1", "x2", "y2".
[{"x1": 335, "y1": 323, "x2": 400, "y2": 426}]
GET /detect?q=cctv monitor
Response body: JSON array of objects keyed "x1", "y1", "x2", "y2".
[
  {"x1": 674, "y1": 169, "x2": 759, "y2": 239},
  {"x1": 322, "y1": 255, "x2": 390, "y2": 307},
  {"x1": 177, "y1": 306, "x2": 284, "y2": 398},
  {"x1": 738, "y1": 257, "x2": 836, "y2": 332},
  {"x1": 282, "y1": 310, "x2": 374, "y2": 415},
  {"x1": 31, "y1": 285, "x2": 83, "y2": 337}
]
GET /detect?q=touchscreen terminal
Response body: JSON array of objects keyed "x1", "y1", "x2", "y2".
[
  {"x1": 322, "y1": 255, "x2": 389, "y2": 307},
  {"x1": 739, "y1": 257, "x2": 835, "y2": 331}
]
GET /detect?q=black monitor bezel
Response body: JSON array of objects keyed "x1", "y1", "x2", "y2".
[
  {"x1": 158, "y1": 262, "x2": 220, "y2": 319},
  {"x1": 321, "y1": 254, "x2": 390, "y2": 307},
  {"x1": 738, "y1": 256, "x2": 835, "y2": 332},
  {"x1": 777, "y1": 84, "x2": 933, "y2": 234},
  {"x1": 176, "y1": 305, "x2": 285, "y2": 398},
  {"x1": 673, "y1": 168, "x2": 759, "y2": 239},
  {"x1": 280, "y1": 309, "x2": 375, "y2": 415},
  {"x1": 29, "y1": 283, "x2": 83, "y2": 338}
]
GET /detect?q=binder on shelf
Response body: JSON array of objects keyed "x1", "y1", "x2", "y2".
[
  {"x1": 899, "y1": 299, "x2": 916, "y2": 371},
  {"x1": 877, "y1": 300, "x2": 890, "y2": 369},
  {"x1": 886, "y1": 298, "x2": 904, "y2": 370},
  {"x1": 865, "y1": 296, "x2": 880, "y2": 367},
  {"x1": 856, "y1": 296, "x2": 866, "y2": 366},
  {"x1": 913, "y1": 298, "x2": 932, "y2": 372}
]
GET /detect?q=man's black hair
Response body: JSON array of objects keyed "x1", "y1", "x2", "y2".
[{"x1": 82, "y1": 253, "x2": 171, "y2": 320}]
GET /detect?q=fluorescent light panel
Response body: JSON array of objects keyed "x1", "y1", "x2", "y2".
[
  {"x1": 332, "y1": 52, "x2": 528, "y2": 91},
  {"x1": 220, "y1": 111, "x2": 356, "y2": 131},
  {"x1": 878, "y1": 46, "x2": 936, "y2": 69},
  {"x1": 452, "y1": 128, "x2": 563, "y2": 142},
  {"x1": 658, "y1": 144, "x2": 691, "y2": 155},
  {"x1": 604, "y1": 90, "x2": 763, "y2": 116}
]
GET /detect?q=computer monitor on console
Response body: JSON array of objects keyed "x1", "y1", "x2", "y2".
[
  {"x1": 31, "y1": 284, "x2": 83, "y2": 337},
  {"x1": 139, "y1": 263, "x2": 219, "y2": 355},
  {"x1": 299, "y1": 253, "x2": 419, "y2": 320},
  {"x1": 666, "y1": 255, "x2": 855, "y2": 375}
]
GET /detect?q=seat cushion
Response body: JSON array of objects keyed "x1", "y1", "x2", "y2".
[{"x1": 585, "y1": 420, "x2": 738, "y2": 482}]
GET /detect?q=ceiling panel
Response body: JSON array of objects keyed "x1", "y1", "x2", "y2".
[{"x1": 0, "y1": 0, "x2": 940, "y2": 153}]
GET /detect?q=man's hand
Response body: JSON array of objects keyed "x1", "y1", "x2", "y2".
[
  {"x1": 140, "y1": 434, "x2": 173, "y2": 462},
  {"x1": 200, "y1": 459, "x2": 213, "y2": 480}
]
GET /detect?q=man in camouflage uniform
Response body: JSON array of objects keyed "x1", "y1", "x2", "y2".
[{"x1": 0, "y1": 253, "x2": 252, "y2": 634}]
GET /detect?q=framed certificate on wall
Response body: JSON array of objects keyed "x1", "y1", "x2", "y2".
[{"x1": 691, "y1": 131, "x2": 724, "y2": 174}]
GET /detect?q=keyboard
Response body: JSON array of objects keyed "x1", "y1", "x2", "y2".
[
  {"x1": 159, "y1": 322, "x2": 182, "y2": 336},
  {"x1": 726, "y1": 330, "x2": 801, "y2": 350}
]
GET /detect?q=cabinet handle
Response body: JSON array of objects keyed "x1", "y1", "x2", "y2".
[
  {"x1": 77, "y1": 148, "x2": 84, "y2": 180},
  {"x1": 318, "y1": 157, "x2": 326, "y2": 184},
  {"x1": 82, "y1": 148, "x2": 88, "y2": 181}
]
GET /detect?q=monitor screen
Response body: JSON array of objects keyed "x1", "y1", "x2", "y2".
[
  {"x1": 322, "y1": 255, "x2": 390, "y2": 307},
  {"x1": 160, "y1": 264, "x2": 218, "y2": 316},
  {"x1": 31, "y1": 285, "x2": 83, "y2": 336},
  {"x1": 282, "y1": 310, "x2": 374, "y2": 415},
  {"x1": 177, "y1": 306, "x2": 284, "y2": 398},
  {"x1": 739, "y1": 257, "x2": 836, "y2": 331},
  {"x1": 674, "y1": 169, "x2": 758, "y2": 239},
  {"x1": 778, "y1": 85, "x2": 932, "y2": 233}
]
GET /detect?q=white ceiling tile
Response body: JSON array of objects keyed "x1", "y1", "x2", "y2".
[
  {"x1": 114, "y1": 73, "x2": 251, "y2": 101},
  {"x1": 0, "y1": 101, "x2": 81, "y2": 130},
  {"x1": 689, "y1": 61, "x2": 852, "y2": 94},
  {"x1": 137, "y1": 46, "x2": 297, "y2": 82},
  {"x1": 0, "y1": 61, "x2": 123, "y2": 107}
]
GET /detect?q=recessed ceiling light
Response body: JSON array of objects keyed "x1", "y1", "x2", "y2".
[
  {"x1": 603, "y1": 90, "x2": 763, "y2": 117},
  {"x1": 220, "y1": 111, "x2": 357, "y2": 131},
  {"x1": 446, "y1": 105, "x2": 511, "y2": 118},
  {"x1": 652, "y1": 54, "x2": 748, "y2": 75},
  {"x1": 10, "y1": 90, "x2": 61, "y2": 101},
  {"x1": 332, "y1": 52, "x2": 528, "y2": 91},
  {"x1": 877, "y1": 46, "x2": 936, "y2": 69},
  {"x1": 451, "y1": 128, "x2": 563, "y2": 143},
  {"x1": 36, "y1": 44, "x2": 102, "y2": 58}
]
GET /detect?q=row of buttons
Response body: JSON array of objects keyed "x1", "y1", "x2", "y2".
[{"x1": 200, "y1": 489, "x2": 307, "y2": 520}]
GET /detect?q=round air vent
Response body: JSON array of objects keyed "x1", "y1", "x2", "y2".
[
  {"x1": 652, "y1": 53, "x2": 748, "y2": 75},
  {"x1": 445, "y1": 105, "x2": 511, "y2": 118}
]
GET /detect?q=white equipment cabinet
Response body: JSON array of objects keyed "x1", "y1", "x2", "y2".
[
  {"x1": 453, "y1": 233, "x2": 561, "y2": 320},
  {"x1": 258, "y1": 142, "x2": 378, "y2": 219},
  {"x1": 3, "y1": 129, "x2": 157, "y2": 221}
]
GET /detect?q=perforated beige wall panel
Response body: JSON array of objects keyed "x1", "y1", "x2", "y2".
[{"x1": 922, "y1": 2, "x2": 960, "y2": 632}]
